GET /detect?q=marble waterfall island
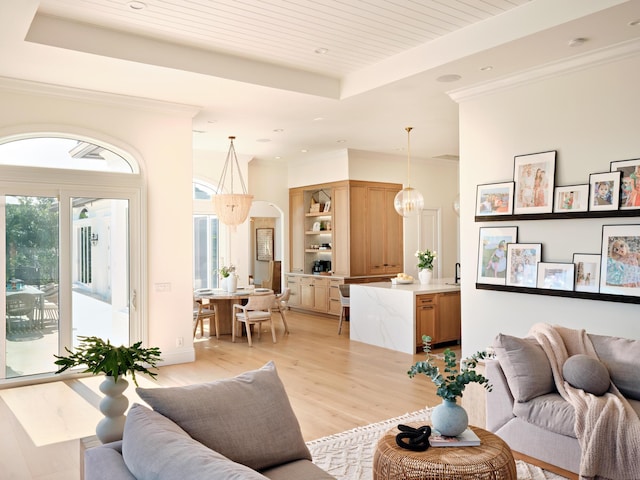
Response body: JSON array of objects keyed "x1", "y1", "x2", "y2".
[{"x1": 350, "y1": 279, "x2": 460, "y2": 354}]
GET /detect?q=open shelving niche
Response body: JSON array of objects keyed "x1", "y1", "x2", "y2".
[
  {"x1": 304, "y1": 189, "x2": 333, "y2": 274},
  {"x1": 474, "y1": 208, "x2": 640, "y2": 305}
]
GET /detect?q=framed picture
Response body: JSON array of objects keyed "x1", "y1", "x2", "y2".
[
  {"x1": 475, "y1": 182, "x2": 514, "y2": 216},
  {"x1": 610, "y1": 158, "x2": 640, "y2": 209},
  {"x1": 506, "y1": 243, "x2": 542, "y2": 287},
  {"x1": 589, "y1": 171, "x2": 621, "y2": 211},
  {"x1": 573, "y1": 253, "x2": 601, "y2": 293},
  {"x1": 323, "y1": 200, "x2": 331, "y2": 213},
  {"x1": 536, "y1": 262, "x2": 575, "y2": 291},
  {"x1": 513, "y1": 150, "x2": 556, "y2": 214},
  {"x1": 256, "y1": 227, "x2": 274, "y2": 262},
  {"x1": 553, "y1": 185, "x2": 589, "y2": 213},
  {"x1": 600, "y1": 224, "x2": 640, "y2": 296},
  {"x1": 476, "y1": 227, "x2": 518, "y2": 285}
]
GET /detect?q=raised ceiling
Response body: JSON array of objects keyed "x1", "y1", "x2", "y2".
[{"x1": 1, "y1": 0, "x2": 639, "y2": 162}]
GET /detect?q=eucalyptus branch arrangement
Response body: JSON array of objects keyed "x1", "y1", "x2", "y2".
[
  {"x1": 54, "y1": 336, "x2": 162, "y2": 386},
  {"x1": 408, "y1": 335, "x2": 491, "y2": 402}
]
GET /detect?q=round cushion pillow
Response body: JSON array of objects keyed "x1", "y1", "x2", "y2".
[{"x1": 563, "y1": 354, "x2": 611, "y2": 396}]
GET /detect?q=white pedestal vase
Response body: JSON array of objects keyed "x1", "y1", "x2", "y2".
[
  {"x1": 418, "y1": 269, "x2": 432, "y2": 285},
  {"x1": 226, "y1": 275, "x2": 238, "y2": 293},
  {"x1": 96, "y1": 376, "x2": 129, "y2": 444},
  {"x1": 431, "y1": 399, "x2": 468, "y2": 437}
]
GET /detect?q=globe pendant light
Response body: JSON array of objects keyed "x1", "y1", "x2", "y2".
[
  {"x1": 394, "y1": 127, "x2": 424, "y2": 217},
  {"x1": 212, "y1": 136, "x2": 254, "y2": 229}
]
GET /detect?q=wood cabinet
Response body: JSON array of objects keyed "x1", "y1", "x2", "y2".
[
  {"x1": 289, "y1": 190, "x2": 305, "y2": 274},
  {"x1": 285, "y1": 274, "x2": 301, "y2": 307},
  {"x1": 415, "y1": 291, "x2": 461, "y2": 352},
  {"x1": 290, "y1": 274, "x2": 339, "y2": 314},
  {"x1": 289, "y1": 180, "x2": 402, "y2": 278},
  {"x1": 328, "y1": 278, "x2": 343, "y2": 315}
]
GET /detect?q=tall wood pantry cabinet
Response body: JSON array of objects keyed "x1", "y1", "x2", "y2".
[{"x1": 289, "y1": 180, "x2": 403, "y2": 278}]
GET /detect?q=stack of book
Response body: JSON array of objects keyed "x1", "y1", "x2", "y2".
[{"x1": 430, "y1": 428, "x2": 481, "y2": 447}]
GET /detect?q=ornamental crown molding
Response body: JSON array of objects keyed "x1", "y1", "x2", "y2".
[{"x1": 448, "y1": 37, "x2": 640, "y2": 103}]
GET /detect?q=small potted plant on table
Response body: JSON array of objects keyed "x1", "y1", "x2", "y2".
[
  {"x1": 408, "y1": 335, "x2": 491, "y2": 436},
  {"x1": 54, "y1": 336, "x2": 162, "y2": 443}
]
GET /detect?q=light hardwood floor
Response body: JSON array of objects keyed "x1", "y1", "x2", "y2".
[{"x1": 0, "y1": 309, "x2": 447, "y2": 480}]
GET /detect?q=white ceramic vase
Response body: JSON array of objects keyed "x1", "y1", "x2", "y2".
[
  {"x1": 226, "y1": 275, "x2": 238, "y2": 293},
  {"x1": 96, "y1": 376, "x2": 129, "y2": 444},
  {"x1": 431, "y1": 399, "x2": 468, "y2": 437},
  {"x1": 418, "y1": 269, "x2": 432, "y2": 285}
]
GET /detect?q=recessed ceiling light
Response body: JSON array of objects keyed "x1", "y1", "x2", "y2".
[
  {"x1": 256, "y1": 138, "x2": 271, "y2": 143},
  {"x1": 207, "y1": 120, "x2": 217, "y2": 124},
  {"x1": 192, "y1": 130, "x2": 205, "y2": 134},
  {"x1": 127, "y1": 1, "x2": 147, "y2": 10},
  {"x1": 568, "y1": 37, "x2": 588, "y2": 47},
  {"x1": 313, "y1": 117, "x2": 325, "y2": 121},
  {"x1": 301, "y1": 149, "x2": 308, "y2": 153},
  {"x1": 315, "y1": 48, "x2": 329, "y2": 55},
  {"x1": 436, "y1": 74, "x2": 462, "y2": 83},
  {"x1": 629, "y1": 19, "x2": 640, "y2": 26},
  {"x1": 480, "y1": 65, "x2": 493, "y2": 72},
  {"x1": 273, "y1": 128, "x2": 284, "y2": 133},
  {"x1": 274, "y1": 156, "x2": 281, "y2": 160},
  {"x1": 336, "y1": 139, "x2": 346, "y2": 143}
]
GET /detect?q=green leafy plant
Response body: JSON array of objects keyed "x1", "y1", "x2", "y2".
[
  {"x1": 54, "y1": 336, "x2": 162, "y2": 386},
  {"x1": 408, "y1": 335, "x2": 491, "y2": 402},
  {"x1": 415, "y1": 249, "x2": 436, "y2": 271},
  {"x1": 216, "y1": 265, "x2": 236, "y2": 278}
]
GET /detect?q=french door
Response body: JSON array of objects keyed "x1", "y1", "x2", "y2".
[{"x1": 1, "y1": 184, "x2": 141, "y2": 382}]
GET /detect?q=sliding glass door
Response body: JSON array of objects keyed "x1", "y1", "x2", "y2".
[{"x1": 2, "y1": 191, "x2": 135, "y2": 380}]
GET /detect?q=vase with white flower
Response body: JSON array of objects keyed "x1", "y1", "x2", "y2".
[{"x1": 415, "y1": 249, "x2": 436, "y2": 284}]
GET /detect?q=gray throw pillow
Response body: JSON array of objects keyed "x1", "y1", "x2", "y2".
[
  {"x1": 136, "y1": 361, "x2": 311, "y2": 471},
  {"x1": 590, "y1": 333, "x2": 640, "y2": 400},
  {"x1": 122, "y1": 403, "x2": 267, "y2": 480},
  {"x1": 493, "y1": 334, "x2": 555, "y2": 402},
  {"x1": 563, "y1": 354, "x2": 611, "y2": 396}
]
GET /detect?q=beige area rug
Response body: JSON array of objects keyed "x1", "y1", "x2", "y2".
[{"x1": 306, "y1": 409, "x2": 567, "y2": 480}]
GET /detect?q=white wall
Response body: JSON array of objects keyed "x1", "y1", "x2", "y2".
[
  {"x1": 0, "y1": 80, "x2": 197, "y2": 366},
  {"x1": 456, "y1": 49, "x2": 640, "y2": 356}
]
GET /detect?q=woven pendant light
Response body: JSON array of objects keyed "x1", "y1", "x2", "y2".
[{"x1": 213, "y1": 136, "x2": 254, "y2": 228}]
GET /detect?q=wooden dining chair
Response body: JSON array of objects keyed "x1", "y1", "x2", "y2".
[
  {"x1": 272, "y1": 288, "x2": 290, "y2": 334},
  {"x1": 193, "y1": 298, "x2": 219, "y2": 339},
  {"x1": 232, "y1": 293, "x2": 276, "y2": 346}
]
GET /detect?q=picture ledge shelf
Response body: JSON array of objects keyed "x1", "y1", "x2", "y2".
[
  {"x1": 476, "y1": 283, "x2": 640, "y2": 305},
  {"x1": 475, "y1": 209, "x2": 640, "y2": 222}
]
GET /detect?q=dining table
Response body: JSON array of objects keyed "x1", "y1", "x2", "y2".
[
  {"x1": 6, "y1": 285, "x2": 45, "y2": 327},
  {"x1": 194, "y1": 287, "x2": 273, "y2": 336}
]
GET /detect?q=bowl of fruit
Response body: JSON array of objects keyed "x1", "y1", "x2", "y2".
[{"x1": 392, "y1": 273, "x2": 414, "y2": 284}]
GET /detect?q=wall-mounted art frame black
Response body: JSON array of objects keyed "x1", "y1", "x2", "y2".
[
  {"x1": 475, "y1": 182, "x2": 514, "y2": 217},
  {"x1": 553, "y1": 184, "x2": 589, "y2": 213},
  {"x1": 573, "y1": 253, "x2": 601, "y2": 293},
  {"x1": 536, "y1": 262, "x2": 575, "y2": 291},
  {"x1": 477, "y1": 226, "x2": 518, "y2": 285},
  {"x1": 513, "y1": 150, "x2": 556, "y2": 215},
  {"x1": 610, "y1": 158, "x2": 640, "y2": 210},
  {"x1": 589, "y1": 171, "x2": 621, "y2": 212},
  {"x1": 506, "y1": 243, "x2": 542, "y2": 287},
  {"x1": 600, "y1": 224, "x2": 640, "y2": 296}
]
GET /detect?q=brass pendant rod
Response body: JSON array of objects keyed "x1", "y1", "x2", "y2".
[{"x1": 406, "y1": 126, "x2": 413, "y2": 188}]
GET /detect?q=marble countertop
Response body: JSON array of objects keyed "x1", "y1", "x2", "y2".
[{"x1": 354, "y1": 278, "x2": 461, "y2": 294}]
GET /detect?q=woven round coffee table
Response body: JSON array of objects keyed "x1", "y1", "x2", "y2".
[{"x1": 373, "y1": 424, "x2": 516, "y2": 480}]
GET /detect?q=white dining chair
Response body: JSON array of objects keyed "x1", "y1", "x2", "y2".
[
  {"x1": 337, "y1": 284, "x2": 350, "y2": 335},
  {"x1": 232, "y1": 293, "x2": 276, "y2": 346},
  {"x1": 272, "y1": 288, "x2": 290, "y2": 334}
]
